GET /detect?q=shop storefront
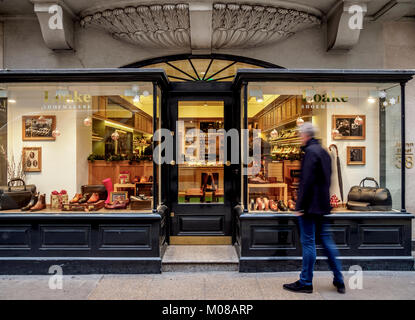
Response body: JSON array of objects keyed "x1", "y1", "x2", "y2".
[{"x1": 0, "y1": 67, "x2": 413, "y2": 274}]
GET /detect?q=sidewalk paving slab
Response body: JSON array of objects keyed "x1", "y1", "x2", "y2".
[{"x1": 0, "y1": 271, "x2": 414, "y2": 300}]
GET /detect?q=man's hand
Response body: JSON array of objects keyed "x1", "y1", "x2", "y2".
[{"x1": 293, "y1": 211, "x2": 304, "y2": 216}]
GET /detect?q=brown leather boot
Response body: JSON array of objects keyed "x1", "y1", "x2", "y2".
[
  {"x1": 30, "y1": 194, "x2": 46, "y2": 211},
  {"x1": 21, "y1": 192, "x2": 39, "y2": 211}
]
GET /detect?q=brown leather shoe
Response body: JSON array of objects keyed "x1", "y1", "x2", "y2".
[
  {"x1": 87, "y1": 193, "x2": 99, "y2": 203},
  {"x1": 269, "y1": 200, "x2": 279, "y2": 212},
  {"x1": 263, "y1": 197, "x2": 269, "y2": 211},
  {"x1": 105, "y1": 200, "x2": 128, "y2": 210},
  {"x1": 288, "y1": 199, "x2": 296, "y2": 211},
  {"x1": 256, "y1": 197, "x2": 264, "y2": 211},
  {"x1": 30, "y1": 194, "x2": 46, "y2": 211},
  {"x1": 78, "y1": 193, "x2": 91, "y2": 204},
  {"x1": 70, "y1": 193, "x2": 82, "y2": 203},
  {"x1": 22, "y1": 192, "x2": 39, "y2": 211}
]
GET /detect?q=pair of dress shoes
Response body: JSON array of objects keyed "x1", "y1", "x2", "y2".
[
  {"x1": 70, "y1": 193, "x2": 100, "y2": 204},
  {"x1": 254, "y1": 197, "x2": 288, "y2": 212},
  {"x1": 21, "y1": 193, "x2": 46, "y2": 212},
  {"x1": 105, "y1": 199, "x2": 129, "y2": 210},
  {"x1": 266, "y1": 199, "x2": 288, "y2": 211}
]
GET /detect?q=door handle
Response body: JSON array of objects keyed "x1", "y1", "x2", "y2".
[
  {"x1": 225, "y1": 161, "x2": 231, "y2": 166},
  {"x1": 170, "y1": 160, "x2": 176, "y2": 166}
]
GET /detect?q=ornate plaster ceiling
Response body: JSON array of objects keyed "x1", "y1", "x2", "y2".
[{"x1": 79, "y1": 2, "x2": 321, "y2": 49}]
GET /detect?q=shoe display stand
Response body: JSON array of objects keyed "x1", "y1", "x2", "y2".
[
  {"x1": 248, "y1": 183, "x2": 287, "y2": 205},
  {"x1": 62, "y1": 200, "x2": 106, "y2": 212}
]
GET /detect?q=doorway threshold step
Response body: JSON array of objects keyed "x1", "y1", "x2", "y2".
[{"x1": 162, "y1": 245, "x2": 239, "y2": 272}]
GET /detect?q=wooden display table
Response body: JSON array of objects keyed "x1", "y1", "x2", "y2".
[{"x1": 248, "y1": 183, "x2": 288, "y2": 203}]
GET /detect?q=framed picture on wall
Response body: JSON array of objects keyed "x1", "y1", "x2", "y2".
[
  {"x1": 347, "y1": 146, "x2": 366, "y2": 165},
  {"x1": 22, "y1": 115, "x2": 56, "y2": 141},
  {"x1": 22, "y1": 147, "x2": 42, "y2": 172},
  {"x1": 332, "y1": 115, "x2": 365, "y2": 140}
]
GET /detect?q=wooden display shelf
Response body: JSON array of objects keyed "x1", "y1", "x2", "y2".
[
  {"x1": 270, "y1": 136, "x2": 302, "y2": 145},
  {"x1": 248, "y1": 183, "x2": 288, "y2": 203},
  {"x1": 88, "y1": 160, "x2": 153, "y2": 185}
]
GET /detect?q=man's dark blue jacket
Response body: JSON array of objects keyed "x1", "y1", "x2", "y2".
[{"x1": 295, "y1": 138, "x2": 332, "y2": 215}]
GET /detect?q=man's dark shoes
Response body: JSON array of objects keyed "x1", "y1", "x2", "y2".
[
  {"x1": 333, "y1": 281, "x2": 346, "y2": 294},
  {"x1": 283, "y1": 280, "x2": 313, "y2": 294}
]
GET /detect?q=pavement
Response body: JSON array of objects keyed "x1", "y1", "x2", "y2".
[{"x1": 0, "y1": 271, "x2": 414, "y2": 300}]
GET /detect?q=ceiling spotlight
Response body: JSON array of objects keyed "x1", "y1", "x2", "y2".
[
  {"x1": 368, "y1": 90, "x2": 378, "y2": 103},
  {"x1": 256, "y1": 96, "x2": 264, "y2": 103},
  {"x1": 203, "y1": 102, "x2": 208, "y2": 107},
  {"x1": 133, "y1": 95, "x2": 140, "y2": 103},
  {"x1": 7, "y1": 98, "x2": 16, "y2": 103},
  {"x1": 200, "y1": 72, "x2": 206, "y2": 75}
]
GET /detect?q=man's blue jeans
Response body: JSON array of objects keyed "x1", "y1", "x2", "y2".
[{"x1": 298, "y1": 215, "x2": 344, "y2": 286}]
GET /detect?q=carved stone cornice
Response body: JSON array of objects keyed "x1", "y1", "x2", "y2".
[
  {"x1": 212, "y1": 3, "x2": 321, "y2": 49},
  {"x1": 80, "y1": 2, "x2": 321, "y2": 50},
  {"x1": 80, "y1": 4, "x2": 190, "y2": 48}
]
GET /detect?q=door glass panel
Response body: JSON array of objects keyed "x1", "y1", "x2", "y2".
[{"x1": 177, "y1": 101, "x2": 224, "y2": 203}]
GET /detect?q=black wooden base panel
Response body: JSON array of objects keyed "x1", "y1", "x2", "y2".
[
  {"x1": 239, "y1": 256, "x2": 415, "y2": 272},
  {"x1": 0, "y1": 258, "x2": 162, "y2": 275}
]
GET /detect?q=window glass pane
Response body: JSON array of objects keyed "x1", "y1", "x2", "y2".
[
  {"x1": 246, "y1": 82, "x2": 400, "y2": 213},
  {"x1": 177, "y1": 101, "x2": 224, "y2": 204},
  {"x1": 2, "y1": 82, "x2": 154, "y2": 213}
]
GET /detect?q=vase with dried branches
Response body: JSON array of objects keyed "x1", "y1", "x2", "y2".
[{"x1": 0, "y1": 145, "x2": 26, "y2": 185}]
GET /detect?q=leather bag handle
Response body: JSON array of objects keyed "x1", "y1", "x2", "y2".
[
  {"x1": 359, "y1": 177, "x2": 379, "y2": 188},
  {"x1": 7, "y1": 178, "x2": 26, "y2": 191}
]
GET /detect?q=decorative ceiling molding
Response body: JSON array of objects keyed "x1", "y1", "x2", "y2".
[
  {"x1": 80, "y1": 2, "x2": 321, "y2": 50},
  {"x1": 212, "y1": 3, "x2": 321, "y2": 49},
  {"x1": 80, "y1": 4, "x2": 191, "y2": 48}
]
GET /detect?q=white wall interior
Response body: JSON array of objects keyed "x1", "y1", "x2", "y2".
[{"x1": 7, "y1": 87, "x2": 81, "y2": 200}]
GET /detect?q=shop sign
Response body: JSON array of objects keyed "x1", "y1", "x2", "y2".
[
  {"x1": 41, "y1": 90, "x2": 91, "y2": 110},
  {"x1": 302, "y1": 91, "x2": 349, "y2": 110},
  {"x1": 395, "y1": 142, "x2": 414, "y2": 169}
]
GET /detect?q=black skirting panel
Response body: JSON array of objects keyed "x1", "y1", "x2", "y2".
[
  {"x1": 0, "y1": 211, "x2": 167, "y2": 274},
  {"x1": 234, "y1": 206, "x2": 414, "y2": 272}
]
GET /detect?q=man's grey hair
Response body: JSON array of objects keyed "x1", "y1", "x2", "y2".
[{"x1": 299, "y1": 122, "x2": 316, "y2": 137}]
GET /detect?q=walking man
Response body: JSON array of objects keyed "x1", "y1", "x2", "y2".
[{"x1": 283, "y1": 122, "x2": 345, "y2": 294}]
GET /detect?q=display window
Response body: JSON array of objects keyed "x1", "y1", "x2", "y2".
[
  {"x1": 0, "y1": 81, "x2": 160, "y2": 213},
  {"x1": 244, "y1": 82, "x2": 402, "y2": 213}
]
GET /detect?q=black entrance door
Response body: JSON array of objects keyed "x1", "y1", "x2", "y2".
[{"x1": 166, "y1": 82, "x2": 239, "y2": 244}]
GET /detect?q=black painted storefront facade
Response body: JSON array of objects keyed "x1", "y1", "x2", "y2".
[{"x1": 0, "y1": 68, "x2": 413, "y2": 274}]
